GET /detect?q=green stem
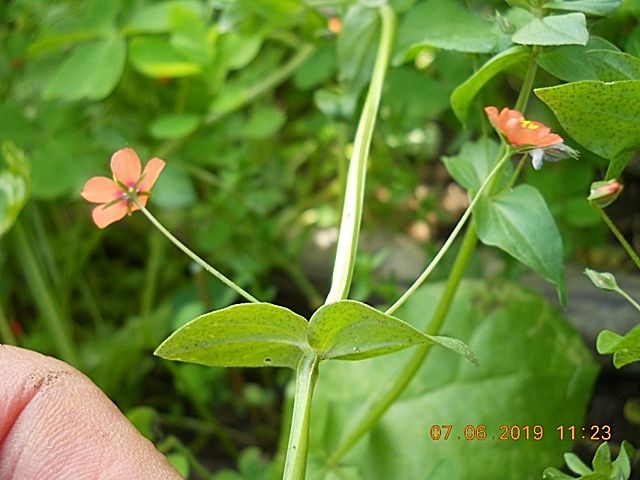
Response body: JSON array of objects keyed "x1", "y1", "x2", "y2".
[
  {"x1": 325, "y1": 4, "x2": 396, "y2": 304},
  {"x1": 595, "y1": 206, "x2": 640, "y2": 271},
  {"x1": 283, "y1": 352, "x2": 319, "y2": 480},
  {"x1": 0, "y1": 302, "x2": 17, "y2": 345},
  {"x1": 12, "y1": 222, "x2": 78, "y2": 365},
  {"x1": 514, "y1": 47, "x2": 539, "y2": 112},
  {"x1": 135, "y1": 201, "x2": 260, "y2": 303},
  {"x1": 618, "y1": 288, "x2": 640, "y2": 312},
  {"x1": 386, "y1": 149, "x2": 512, "y2": 315}
]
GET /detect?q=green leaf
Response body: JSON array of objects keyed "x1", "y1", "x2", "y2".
[
  {"x1": 152, "y1": 162, "x2": 200, "y2": 208},
  {"x1": 129, "y1": 36, "x2": 202, "y2": 77},
  {"x1": 395, "y1": 0, "x2": 506, "y2": 61},
  {"x1": 28, "y1": 0, "x2": 122, "y2": 56},
  {"x1": 612, "y1": 441, "x2": 635, "y2": 478},
  {"x1": 450, "y1": 46, "x2": 530, "y2": 123},
  {"x1": 0, "y1": 143, "x2": 29, "y2": 237},
  {"x1": 597, "y1": 325, "x2": 640, "y2": 368},
  {"x1": 592, "y1": 442, "x2": 612, "y2": 471},
  {"x1": 544, "y1": 0, "x2": 622, "y2": 16},
  {"x1": 512, "y1": 13, "x2": 588, "y2": 46},
  {"x1": 587, "y1": 50, "x2": 640, "y2": 81},
  {"x1": 535, "y1": 80, "x2": 640, "y2": 178},
  {"x1": 537, "y1": 45, "x2": 599, "y2": 82},
  {"x1": 337, "y1": 3, "x2": 379, "y2": 87},
  {"x1": 475, "y1": 185, "x2": 566, "y2": 302},
  {"x1": 125, "y1": 0, "x2": 204, "y2": 34},
  {"x1": 308, "y1": 281, "x2": 598, "y2": 479},
  {"x1": 307, "y1": 300, "x2": 431, "y2": 361},
  {"x1": 442, "y1": 139, "x2": 513, "y2": 193},
  {"x1": 294, "y1": 45, "x2": 338, "y2": 91},
  {"x1": 584, "y1": 269, "x2": 619, "y2": 291},
  {"x1": 542, "y1": 468, "x2": 575, "y2": 479},
  {"x1": 149, "y1": 114, "x2": 200, "y2": 140},
  {"x1": 154, "y1": 303, "x2": 309, "y2": 369},
  {"x1": 564, "y1": 452, "x2": 592, "y2": 475},
  {"x1": 239, "y1": 105, "x2": 286, "y2": 139},
  {"x1": 43, "y1": 37, "x2": 126, "y2": 101},
  {"x1": 169, "y1": 4, "x2": 213, "y2": 64}
]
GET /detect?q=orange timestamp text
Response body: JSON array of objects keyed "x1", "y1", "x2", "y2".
[{"x1": 428, "y1": 424, "x2": 613, "y2": 442}]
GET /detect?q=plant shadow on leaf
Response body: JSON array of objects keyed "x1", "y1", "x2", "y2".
[{"x1": 308, "y1": 281, "x2": 598, "y2": 480}]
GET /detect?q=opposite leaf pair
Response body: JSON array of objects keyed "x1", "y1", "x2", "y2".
[{"x1": 154, "y1": 300, "x2": 477, "y2": 369}]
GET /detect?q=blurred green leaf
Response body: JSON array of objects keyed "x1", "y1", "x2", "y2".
[
  {"x1": 125, "y1": 0, "x2": 203, "y2": 34},
  {"x1": 294, "y1": 45, "x2": 337, "y2": 91},
  {"x1": 126, "y1": 406, "x2": 160, "y2": 441},
  {"x1": 537, "y1": 45, "x2": 599, "y2": 81},
  {"x1": 545, "y1": 0, "x2": 623, "y2": 16},
  {"x1": 512, "y1": 13, "x2": 588, "y2": 46},
  {"x1": 308, "y1": 281, "x2": 597, "y2": 479},
  {"x1": 337, "y1": 3, "x2": 379, "y2": 87},
  {"x1": 395, "y1": 0, "x2": 506, "y2": 62},
  {"x1": 0, "y1": 143, "x2": 29, "y2": 237},
  {"x1": 442, "y1": 139, "x2": 513, "y2": 193},
  {"x1": 587, "y1": 49, "x2": 640, "y2": 81},
  {"x1": 149, "y1": 114, "x2": 200, "y2": 140},
  {"x1": 167, "y1": 453, "x2": 190, "y2": 478},
  {"x1": 169, "y1": 4, "x2": 213, "y2": 64},
  {"x1": 152, "y1": 162, "x2": 197, "y2": 208},
  {"x1": 155, "y1": 303, "x2": 308, "y2": 369},
  {"x1": 476, "y1": 185, "x2": 566, "y2": 303},
  {"x1": 239, "y1": 105, "x2": 286, "y2": 139},
  {"x1": 29, "y1": 0, "x2": 123, "y2": 56},
  {"x1": 219, "y1": 32, "x2": 263, "y2": 71},
  {"x1": 44, "y1": 37, "x2": 126, "y2": 101},
  {"x1": 450, "y1": 46, "x2": 529, "y2": 123},
  {"x1": 536, "y1": 80, "x2": 640, "y2": 179},
  {"x1": 129, "y1": 36, "x2": 202, "y2": 77}
]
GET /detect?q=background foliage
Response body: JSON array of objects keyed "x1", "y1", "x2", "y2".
[{"x1": 1, "y1": 0, "x2": 639, "y2": 478}]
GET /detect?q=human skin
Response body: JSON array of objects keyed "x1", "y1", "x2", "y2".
[{"x1": 0, "y1": 345, "x2": 182, "y2": 479}]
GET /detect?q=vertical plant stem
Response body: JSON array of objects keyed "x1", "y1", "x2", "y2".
[
  {"x1": 595, "y1": 207, "x2": 640, "y2": 271},
  {"x1": 325, "y1": 4, "x2": 396, "y2": 304},
  {"x1": 135, "y1": 201, "x2": 260, "y2": 303},
  {"x1": 12, "y1": 222, "x2": 78, "y2": 365},
  {"x1": 283, "y1": 352, "x2": 319, "y2": 480}
]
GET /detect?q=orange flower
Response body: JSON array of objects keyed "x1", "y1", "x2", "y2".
[
  {"x1": 484, "y1": 106, "x2": 562, "y2": 148},
  {"x1": 81, "y1": 148, "x2": 165, "y2": 228}
]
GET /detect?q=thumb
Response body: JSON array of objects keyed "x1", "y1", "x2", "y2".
[{"x1": 0, "y1": 345, "x2": 182, "y2": 479}]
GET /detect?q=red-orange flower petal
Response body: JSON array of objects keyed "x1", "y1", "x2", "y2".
[
  {"x1": 138, "y1": 157, "x2": 166, "y2": 192},
  {"x1": 484, "y1": 106, "x2": 562, "y2": 148},
  {"x1": 111, "y1": 148, "x2": 142, "y2": 187},
  {"x1": 81, "y1": 176, "x2": 123, "y2": 204},
  {"x1": 92, "y1": 202, "x2": 129, "y2": 229}
]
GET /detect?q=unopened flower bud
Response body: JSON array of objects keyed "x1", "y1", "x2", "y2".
[{"x1": 588, "y1": 179, "x2": 623, "y2": 208}]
